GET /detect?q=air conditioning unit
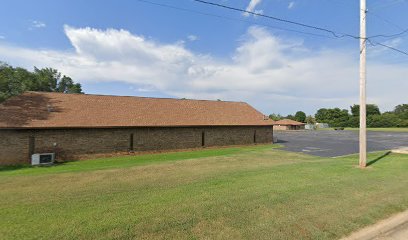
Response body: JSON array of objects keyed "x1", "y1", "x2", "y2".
[{"x1": 31, "y1": 153, "x2": 55, "y2": 166}]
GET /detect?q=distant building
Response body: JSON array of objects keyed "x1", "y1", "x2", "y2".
[
  {"x1": 273, "y1": 119, "x2": 306, "y2": 130},
  {"x1": 0, "y1": 92, "x2": 274, "y2": 165},
  {"x1": 304, "y1": 124, "x2": 316, "y2": 130},
  {"x1": 316, "y1": 123, "x2": 330, "y2": 129}
]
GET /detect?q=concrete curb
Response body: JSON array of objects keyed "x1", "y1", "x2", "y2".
[
  {"x1": 391, "y1": 147, "x2": 408, "y2": 154},
  {"x1": 341, "y1": 210, "x2": 408, "y2": 240}
]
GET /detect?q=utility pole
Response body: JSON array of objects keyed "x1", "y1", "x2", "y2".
[{"x1": 359, "y1": 0, "x2": 367, "y2": 168}]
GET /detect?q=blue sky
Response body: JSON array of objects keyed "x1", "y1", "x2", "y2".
[{"x1": 0, "y1": 0, "x2": 407, "y2": 115}]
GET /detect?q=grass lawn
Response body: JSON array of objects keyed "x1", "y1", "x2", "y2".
[
  {"x1": 1, "y1": 145, "x2": 408, "y2": 239},
  {"x1": 317, "y1": 127, "x2": 408, "y2": 132},
  {"x1": 344, "y1": 127, "x2": 408, "y2": 132}
]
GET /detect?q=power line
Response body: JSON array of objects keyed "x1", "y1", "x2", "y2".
[
  {"x1": 193, "y1": 0, "x2": 408, "y2": 57},
  {"x1": 367, "y1": 11, "x2": 404, "y2": 31},
  {"x1": 135, "y1": 0, "x2": 338, "y2": 39},
  {"x1": 137, "y1": 0, "x2": 408, "y2": 57},
  {"x1": 367, "y1": 39, "x2": 408, "y2": 56},
  {"x1": 369, "y1": 28, "x2": 408, "y2": 39},
  {"x1": 369, "y1": 0, "x2": 406, "y2": 11},
  {"x1": 366, "y1": 11, "x2": 408, "y2": 39},
  {"x1": 192, "y1": 0, "x2": 360, "y2": 39}
]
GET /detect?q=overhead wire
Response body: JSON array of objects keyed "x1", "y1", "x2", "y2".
[
  {"x1": 136, "y1": 0, "x2": 408, "y2": 57},
  {"x1": 369, "y1": 0, "x2": 406, "y2": 11},
  {"x1": 135, "y1": 0, "x2": 338, "y2": 39},
  {"x1": 192, "y1": 0, "x2": 360, "y2": 39},
  {"x1": 367, "y1": 39, "x2": 408, "y2": 56},
  {"x1": 193, "y1": 0, "x2": 408, "y2": 57},
  {"x1": 366, "y1": 11, "x2": 408, "y2": 39}
]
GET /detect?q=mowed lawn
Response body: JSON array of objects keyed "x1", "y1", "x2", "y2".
[
  {"x1": 1, "y1": 145, "x2": 408, "y2": 239},
  {"x1": 344, "y1": 127, "x2": 408, "y2": 132},
  {"x1": 318, "y1": 127, "x2": 408, "y2": 132}
]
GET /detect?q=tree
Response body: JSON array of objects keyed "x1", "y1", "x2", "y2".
[
  {"x1": 0, "y1": 63, "x2": 34, "y2": 102},
  {"x1": 306, "y1": 115, "x2": 316, "y2": 124},
  {"x1": 394, "y1": 104, "x2": 408, "y2": 119},
  {"x1": 350, "y1": 104, "x2": 381, "y2": 117},
  {"x1": 315, "y1": 108, "x2": 329, "y2": 123},
  {"x1": 294, "y1": 111, "x2": 306, "y2": 123},
  {"x1": 367, "y1": 113, "x2": 402, "y2": 128},
  {"x1": 33, "y1": 67, "x2": 60, "y2": 92},
  {"x1": 314, "y1": 108, "x2": 349, "y2": 127},
  {"x1": 285, "y1": 114, "x2": 296, "y2": 120},
  {"x1": 269, "y1": 113, "x2": 282, "y2": 121},
  {"x1": 0, "y1": 62, "x2": 83, "y2": 103},
  {"x1": 58, "y1": 76, "x2": 83, "y2": 93}
]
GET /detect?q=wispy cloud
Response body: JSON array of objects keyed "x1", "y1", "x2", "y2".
[
  {"x1": 0, "y1": 35, "x2": 5, "y2": 40},
  {"x1": 243, "y1": 0, "x2": 263, "y2": 17},
  {"x1": 288, "y1": 1, "x2": 295, "y2": 9},
  {"x1": 30, "y1": 20, "x2": 46, "y2": 29},
  {"x1": 0, "y1": 25, "x2": 406, "y2": 114},
  {"x1": 187, "y1": 35, "x2": 198, "y2": 41}
]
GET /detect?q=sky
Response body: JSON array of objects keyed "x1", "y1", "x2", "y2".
[{"x1": 0, "y1": 0, "x2": 407, "y2": 115}]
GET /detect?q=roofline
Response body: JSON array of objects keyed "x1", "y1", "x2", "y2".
[
  {"x1": 0, "y1": 124, "x2": 274, "y2": 130},
  {"x1": 23, "y1": 91, "x2": 247, "y2": 104}
]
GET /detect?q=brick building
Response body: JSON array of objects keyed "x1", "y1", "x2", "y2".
[
  {"x1": 273, "y1": 119, "x2": 305, "y2": 130},
  {"x1": 0, "y1": 92, "x2": 274, "y2": 165}
]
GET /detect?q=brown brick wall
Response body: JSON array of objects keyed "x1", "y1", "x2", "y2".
[
  {"x1": 0, "y1": 126, "x2": 273, "y2": 165},
  {"x1": 0, "y1": 130, "x2": 30, "y2": 165}
]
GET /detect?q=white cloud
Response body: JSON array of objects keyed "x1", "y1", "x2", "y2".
[
  {"x1": 288, "y1": 1, "x2": 295, "y2": 9},
  {"x1": 243, "y1": 0, "x2": 263, "y2": 17},
  {"x1": 31, "y1": 20, "x2": 46, "y2": 29},
  {"x1": 187, "y1": 35, "x2": 198, "y2": 41},
  {"x1": 0, "y1": 25, "x2": 406, "y2": 114},
  {"x1": 0, "y1": 35, "x2": 5, "y2": 40}
]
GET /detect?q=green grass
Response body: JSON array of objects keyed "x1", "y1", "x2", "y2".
[
  {"x1": 344, "y1": 127, "x2": 408, "y2": 132},
  {"x1": 317, "y1": 127, "x2": 408, "y2": 132},
  {"x1": 1, "y1": 145, "x2": 408, "y2": 239},
  {"x1": 0, "y1": 145, "x2": 277, "y2": 176}
]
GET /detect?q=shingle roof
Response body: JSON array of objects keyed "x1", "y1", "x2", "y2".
[
  {"x1": 274, "y1": 119, "x2": 305, "y2": 126},
  {"x1": 0, "y1": 92, "x2": 274, "y2": 129}
]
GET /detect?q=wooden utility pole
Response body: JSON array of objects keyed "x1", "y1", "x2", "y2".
[{"x1": 359, "y1": 0, "x2": 367, "y2": 168}]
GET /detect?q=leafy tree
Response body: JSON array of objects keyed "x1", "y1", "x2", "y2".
[
  {"x1": 314, "y1": 108, "x2": 349, "y2": 127},
  {"x1": 0, "y1": 63, "x2": 34, "y2": 102},
  {"x1": 306, "y1": 115, "x2": 316, "y2": 124},
  {"x1": 347, "y1": 116, "x2": 359, "y2": 128},
  {"x1": 367, "y1": 114, "x2": 402, "y2": 128},
  {"x1": 58, "y1": 76, "x2": 82, "y2": 93},
  {"x1": 294, "y1": 111, "x2": 306, "y2": 123},
  {"x1": 350, "y1": 104, "x2": 381, "y2": 117},
  {"x1": 315, "y1": 108, "x2": 330, "y2": 123},
  {"x1": 285, "y1": 114, "x2": 296, "y2": 120},
  {"x1": 33, "y1": 67, "x2": 60, "y2": 92},
  {"x1": 0, "y1": 62, "x2": 83, "y2": 103},
  {"x1": 268, "y1": 113, "x2": 282, "y2": 121},
  {"x1": 394, "y1": 104, "x2": 408, "y2": 119}
]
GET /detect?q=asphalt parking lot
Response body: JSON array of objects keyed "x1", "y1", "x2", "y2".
[{"x1": 274, "y1": 130, "x2": 408, "y2": 157}]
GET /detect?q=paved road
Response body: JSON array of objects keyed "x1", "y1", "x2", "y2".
[{"x1": 274, "y1": 130, "x2": 408, "y2": 157}]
